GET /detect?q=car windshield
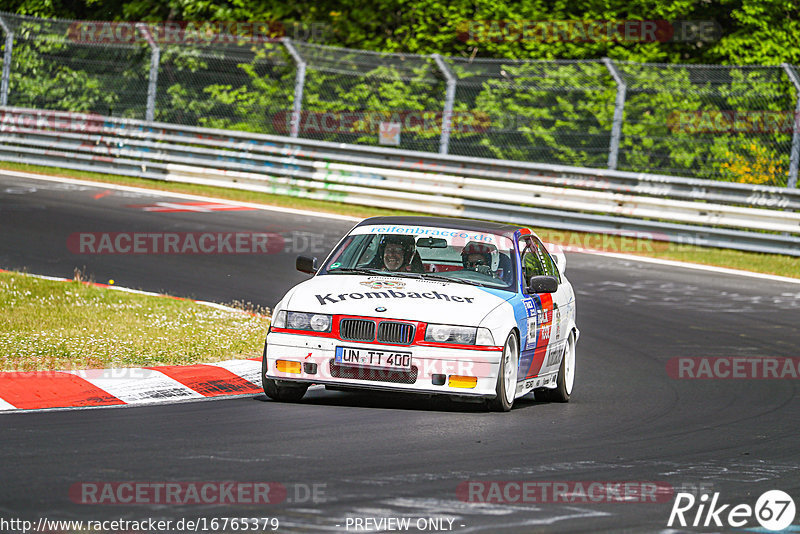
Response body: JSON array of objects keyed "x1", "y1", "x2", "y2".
[{"x1": 319, "y1": 224, "x2": 517, "y2": 290}]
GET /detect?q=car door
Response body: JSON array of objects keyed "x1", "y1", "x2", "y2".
[{"x1": 517, "y1": 236, "x2": 569, "y2": 379}]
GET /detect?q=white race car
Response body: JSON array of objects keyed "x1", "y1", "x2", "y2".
[{"x1": 262, "y1": 216, "x2": 577, "y2": 411}]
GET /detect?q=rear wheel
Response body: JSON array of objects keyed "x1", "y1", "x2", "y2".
[
  {"x1": 534, "y1": 332, "x2": 575, "y2": 403},
  {"x1": 261, "y1": 342, "x2": 309, "y2": 402},
  {"x1": 487, "y1": 332, "x2": 519, "y2": 412}
]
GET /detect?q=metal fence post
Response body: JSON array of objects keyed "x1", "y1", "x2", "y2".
[
  {"x1": 782, "y1": 63, "x2": 800, "y2": 188},
  {"x1": 0, "y1": 16, "x2": 13, "y2": 107},
  {"x1": 282, "y1": 38, "x2": 306, "y2": 139},
  {"x1": 136, "y1": 23, "x2": 160, "y2": 122},
  {"x1": 432, "y1": 54, "x2": 456, "y2": 155},
  {"x1": 603, "y1": 57, "x2": 627, "y2": 171}
]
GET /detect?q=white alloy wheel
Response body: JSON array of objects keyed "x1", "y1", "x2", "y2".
[{"x1": 488, "y1": 332, "x2": 519, "y2": 412}]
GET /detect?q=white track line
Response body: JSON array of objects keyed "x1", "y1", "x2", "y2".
[
  {"x1": 567, "y1": 249, "x2": 800, "y2": 285},
  {"x1": 0, "y1": 169, "x2": 360, "y2": 222}
]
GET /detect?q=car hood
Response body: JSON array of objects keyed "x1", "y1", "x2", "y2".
[{"x1": 283, "y1": 275, "x2": 513, "y2": 324}]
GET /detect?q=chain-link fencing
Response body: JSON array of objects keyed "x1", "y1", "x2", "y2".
[{"x1": 0, "y1": 11, "x2": 798, "y2": 187}]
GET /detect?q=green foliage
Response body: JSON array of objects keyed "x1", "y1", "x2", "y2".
[
  {"x1": 6, "y1": 0, "x2": 798, "y2": 64},
  {"x1": 1, "y1": 2, "x2": 798, "y2": 184}
]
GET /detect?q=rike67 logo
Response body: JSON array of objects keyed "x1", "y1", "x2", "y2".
[{"x1": 668, "y1": 490, "x2": 796, "y2": 531}]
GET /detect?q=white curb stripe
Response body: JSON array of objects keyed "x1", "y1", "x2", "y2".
[
  {"x1": 208, "y1": 360, "x2": 262, "y2": 386},
  {"x1": 68, "y1": 369, "x2": 203, "y2": 404},
  {"x1": 0, "y1": 398, "x2": 17, "y2": 410}
]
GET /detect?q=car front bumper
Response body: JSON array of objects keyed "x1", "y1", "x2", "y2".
[{"x1": 264, "y1": 332, "x2": 503, "y2": 398}]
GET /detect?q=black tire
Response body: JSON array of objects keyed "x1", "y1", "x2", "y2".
[
  {"x1": 487, "y1": 332, "x2": 519, "y2": 412},
  {"x1": 261, "y1": 341, "x2": 309, "y2": 402},
  {"x1": 534, "y1": 332, "x2": 575, "y2": 403}
]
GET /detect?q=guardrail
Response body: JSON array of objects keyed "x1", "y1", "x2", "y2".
[{"x1": 0, "y1": 106, "x2": 798, "y2": 256}]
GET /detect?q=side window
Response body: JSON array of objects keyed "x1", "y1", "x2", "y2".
[
  {"x1": 519, "y1": 237, "x2": 561, "y2": 289},
  {"x1": 532, "y1": 238, "x2": 561, "y2": 283},
  {"x1": 356, "y1": 235, "x2": 379, "y2": 265},
  {"x1": 518, "y1": 237, "x2": 546, "y2": 285}
]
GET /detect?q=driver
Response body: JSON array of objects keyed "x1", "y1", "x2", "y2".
[
  {"x1": 461, "y1": 241, "x2": 497, "y2": 276},
  {"x1": 369, "y1": 235, "x2": 422, "y2": 272}
]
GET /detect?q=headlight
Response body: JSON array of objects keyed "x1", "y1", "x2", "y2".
[
  {"x1": 424, "y1": 324, "x2": 495, "y2": 346},
  {"x1": 282, "y1": 311, "x2": 332, "y2": 332},
  {"x1": 425, "y1": 324, "x2": 477, "y2": 345},
  {"x1": 309, "y1": 314, "x2": 332, "y2": 332}
]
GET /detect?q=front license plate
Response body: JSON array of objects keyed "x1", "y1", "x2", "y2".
[{"x1": 335, "y1": 346, "x2": 412, "y2": 370}]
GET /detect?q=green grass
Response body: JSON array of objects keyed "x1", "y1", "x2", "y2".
[
  {"x1": 2, "y1": 160, "x2": 798, "y2": 279},
  {"x1": 0, "y1": 271, "x2": 270, "y2": 371}
]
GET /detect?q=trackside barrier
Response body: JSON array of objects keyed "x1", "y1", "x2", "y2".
[{"x1": 0, "y1": 106, "x2": 798, "y2": 256}]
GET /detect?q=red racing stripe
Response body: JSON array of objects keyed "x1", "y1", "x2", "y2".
[
  {"x1": 147, "y1": 364, "x2": 260, "y2": 397},
  {"x1": 0, "y1": 372, "x2": 124, "y2": 409}
]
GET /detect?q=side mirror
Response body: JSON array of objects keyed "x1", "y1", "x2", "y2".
[
  {"x1": 296, "y1": 256, "x2": 318, "y2": 275},
  {"x1": 528, "y1": 275, "x2": 558, "y2": 294}
]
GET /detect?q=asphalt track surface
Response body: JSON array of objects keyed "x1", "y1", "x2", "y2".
[{"x1": 1, "y1": 171, "x2": 800, "y2": 533}]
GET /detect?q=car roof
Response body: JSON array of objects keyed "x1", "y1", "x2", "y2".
[{"x1": 355, "y1": 216, "x2": 527, "y2": 238}]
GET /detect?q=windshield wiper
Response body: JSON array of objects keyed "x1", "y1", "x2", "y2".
[
  {"x1": 327, "y1": 267, "x2": 386, "y2": 275},
  {"x1": 419, "y1": 273, "x2": 483, "y2": 286}
]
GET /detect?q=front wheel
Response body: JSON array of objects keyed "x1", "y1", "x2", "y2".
[
  {"x1": 261, "y1": 342, "x2": 308, "y2": 402},
  {"x1": 487, "y1": 332, "x2": 519, "y2": 412},
  {"x1": 535, "y1": 332, "x2": 575, "y2": 403}
]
